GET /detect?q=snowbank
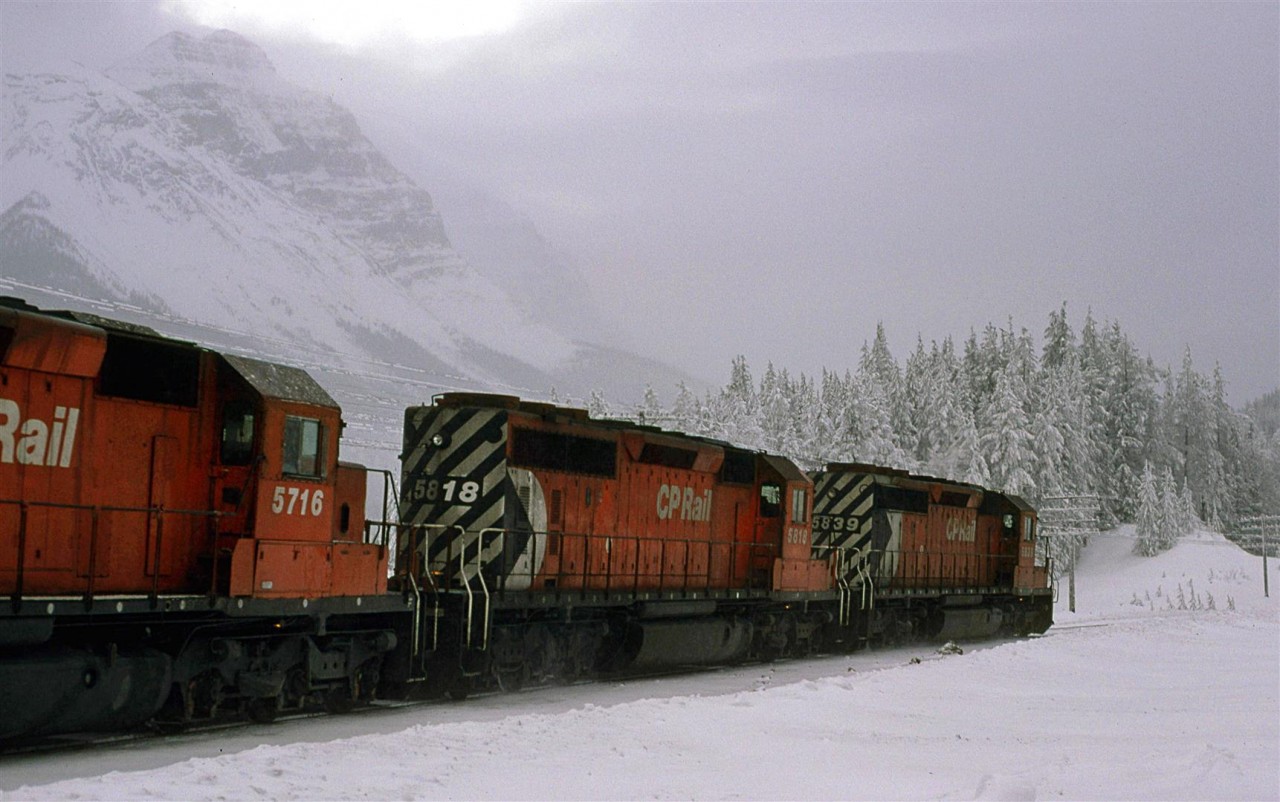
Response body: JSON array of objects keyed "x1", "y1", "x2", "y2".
[
  {"x1": 1055, "y1": 525, "x2": 1274, "y2": 621},
  {"x1": 2, "y1": 530, "x2": 1276, "y2": 801}
]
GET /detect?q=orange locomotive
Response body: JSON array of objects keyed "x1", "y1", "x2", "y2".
[
  {"x1": 811, "y1": 464, "x2": 1053, "y2": 643},
  {"x1": 394, "y1": 393, "x2": 836, "y2": 688},
  {"x1": 392, "y1": 394, "x2": 1052, "y2": 694},
  {"x1": 0, "y1": 299, "x2": 398, "y2": 738}
]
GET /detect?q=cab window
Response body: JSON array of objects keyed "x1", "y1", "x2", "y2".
[
  {"x1": 790, "y1": 488, "x2": 808, "y2": 524},
  {"x1": 220, "y1": 404, "x2": 256, "y2": 466},
  {"x1": 1023, "y1": 515, "x2": 1035, "y2": 541},
  {"x1": 283, "y1": 415, "x2": 324, "y2": 477},
  {"x1": 759, "y1": 483, "x2": 782, "y2": 518}
]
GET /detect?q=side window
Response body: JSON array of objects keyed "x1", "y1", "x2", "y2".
[
  {"x1": 1023, "y1": 515, "x2": 1035, "y2": 542},
  {"x1": 791, "y1": 488, "x2": 808, "y2": 524},
  {"x1": 220, "y1": 404, "x2": 256, "y2": 466},
  {"x1": 759, "y1": 483, "x2": 782, "y2": 518},
  {"x1": 283, "y1": 415, "x2": 324, "y2": 478}
]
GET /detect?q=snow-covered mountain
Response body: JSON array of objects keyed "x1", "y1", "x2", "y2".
[{"x1": 0, "y1": 30, "x2": 693, "y2": 407}]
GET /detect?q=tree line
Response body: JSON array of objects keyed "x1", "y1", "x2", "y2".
[{"x1": 578, "y1": 304, "x2": 1280, "y2": 542}]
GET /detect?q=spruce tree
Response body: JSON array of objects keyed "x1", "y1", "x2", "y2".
[
  {"x1": 1134, "y1": 462, "x2": 1163, "y2": 556},
  {"x1": 978, "y1": 367, "x2": 1035, "y2": 496}
]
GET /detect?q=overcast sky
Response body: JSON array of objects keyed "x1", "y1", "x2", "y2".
[{"x1": 3, "y1": 1, "x2": 1277, "y2": 402}]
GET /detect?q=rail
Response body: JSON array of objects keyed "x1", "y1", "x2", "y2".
[
  {"x1": 3, "y1": 494, "x2": 396, "y2": 613},
  {"x1": 868, "y1": 548, "x2": 1023, "y2": 592},
  {"x1": 0, "y1": 497, "x2": 222, "y2": 611},
  {"x1": 381, "y1": 523, "x2": 782, "y2": 598},
  {"x1": 361, "y1": 469, "x2": 400, "y2": 552},
  {"x1": 382, "y1": 524, "x2": 1038, "y2": 599}
]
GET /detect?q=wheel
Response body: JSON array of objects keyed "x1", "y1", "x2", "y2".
[
  {"x1": 446, "y1": 677, "x2": 471, "y2": 701},
  {"x1": 186, "y1": 670, "x2": 225, "y2": 720},
  {"x1": 246, "y1": 696, "x2": 280, "y2": 724},
  {"x1": 323, "y1": 686, "x2": 354, "y2": 714}
]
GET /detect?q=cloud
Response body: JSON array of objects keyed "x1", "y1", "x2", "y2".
[{"x1": 163, "y1": 0, "x2": 529, "y2": 49}]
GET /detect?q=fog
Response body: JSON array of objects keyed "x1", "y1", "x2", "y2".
[{"x1": 3, "y1": 1, "x2": 1276, "y2": 401}]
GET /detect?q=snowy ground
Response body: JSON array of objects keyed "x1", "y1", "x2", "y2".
[{"x1": 2, "y1": 527, "x2": 1276, "y2": 801}]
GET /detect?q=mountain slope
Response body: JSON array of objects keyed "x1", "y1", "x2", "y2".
[{"x1": 1, "y1": 30, "x2": 696, "y2": 404}]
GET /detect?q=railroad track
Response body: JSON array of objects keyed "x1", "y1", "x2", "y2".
[
  {"x1": 0, "y1": 663, "x2": 728, "y2": 758},
  {"x1": 1, "y1": 633, "x2": 1040, "y2": 758}
]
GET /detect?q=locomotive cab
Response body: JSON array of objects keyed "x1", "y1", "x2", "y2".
[
  {"x1": 756, "y1": 455, "x2": 826, "y2": 592},
  {"x1": 213, "y1": 355, "x2": 386, "y2": 599}
]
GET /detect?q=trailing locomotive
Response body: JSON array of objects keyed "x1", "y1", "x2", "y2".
[
  {"x1": 390, "y1": 394, "x2": 1052, "y2": 696},
  {"x1": 812, "y1": 464, "x2": 1052, "y2": 642},
  {"x1": 1, "y1": 299, "x2": 1052, "y2": 742}
]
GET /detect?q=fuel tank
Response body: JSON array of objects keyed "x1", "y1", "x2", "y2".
[
  {"x1": 609, "y1": 617, "x2": 753, "y2": 672},
  {"x1": 0, "y1": 646, "x2": 172, "y2": 740}
]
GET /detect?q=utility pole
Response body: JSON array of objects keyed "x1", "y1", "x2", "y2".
[
  {"x1": 1040, "y1": 495, "x2": 1104, "y2": 615},
  {"x1": 1264, "y1": 524, "x2": 1270, "y2": 599}
]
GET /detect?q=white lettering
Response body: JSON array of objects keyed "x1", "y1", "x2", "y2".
[
  {"x1": 0, "y1": 398, "x2": 80, "y2": 468},
  {"x1": 0, "y1": 399, "x2": 16, "y2": 463},
  {"x1": 655, "y1": 483, "x2": 713, "y2": 523},
  {"x1": 60, "y1": 407, "x2": 79, "y2": 468},
  {"x1": 786, "y1": 526, "x2": 809, "y2": 545},
  {"x1": 18, "y1": 418, "x2": 49, "y2": 465},
  {"x1": 271, "y1": 484, "x2": 326, "y2": 517},
  {"x1": 945, "y1": 516, "x2": 976, "y2": 543},
  {"x1": 47, "y1": 407, "x2": 65, "y2": 466}
]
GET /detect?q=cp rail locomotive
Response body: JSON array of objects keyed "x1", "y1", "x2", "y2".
[{"x1": 1, "y1": 299, "x2": 1052, "y2": 742}]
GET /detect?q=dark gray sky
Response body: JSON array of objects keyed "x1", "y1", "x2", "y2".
[{"x1": 3, "y1": 1, "x2": 1277, "y2": 402}]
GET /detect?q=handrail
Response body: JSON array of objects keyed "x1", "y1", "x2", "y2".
[
  {"x1": 388, "y1": 524, "x2": 1040, "y2": 602},
  {"x1": 400, "y1": 525, "x2": 783, "y2": 595},
  {"x1": 359, "y1": 469, "x2": 400, "y2": 550},
  {"x1": 1, "y1": 497, "x2": 223, "y2": 610}
]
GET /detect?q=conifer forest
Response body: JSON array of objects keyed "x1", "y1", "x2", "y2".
[{"x1": 587, "y1": 306, "x2": 1280, "y2": 570}]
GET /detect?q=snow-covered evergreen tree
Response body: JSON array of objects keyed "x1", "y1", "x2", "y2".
[
  {"x1": 1176, "y1": 479, "x2": 1198, "y2": 535},
  {"x1": 587, "y1": 389, "x2": 610, "y2": 419},
  {"x1": 635, "y1": 384, "x2": 662, "y2": 425},
  {"x1": 979, "y1": 367, "x2": 1035, "y2": 496},
  {"x1": 670, "y1": 382, "x2": 699, "y2": 434},
  {"x1": 1134, "y1": 463, "x2": 1164, "y2": 556},
  {"x1": 1157, "y1": 466, "x2": 1180, "y2": 550},
  {"x1": 720, "y1": 355, "x2": 762, "y2": 448},
  {"x1": 652, "y1": 302, "x2": 1276, "y2": 530}
]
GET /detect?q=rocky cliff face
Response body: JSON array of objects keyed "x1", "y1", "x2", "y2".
[
  {"x1": 105, "y1": 31, "x2": 458, "y2": 291},
  {"x1": 3, "y1": 30, "x2": 688, "y2": 410}
]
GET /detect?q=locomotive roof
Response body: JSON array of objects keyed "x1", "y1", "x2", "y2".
[
  {"x1": 761, "y1": 453, "x2": 808, "y2": 483},
  {"x1": 222, "y1": 353, "x2": 337, "y2": 409},
  {"x1": 60, "y1": 310, "x2": 165, "y2": 339},
  {"x1": 820, "y1": 461, "x2": 986, "y2": 492},
  {"x1": 434, "y1": 391, "x2": 760, "y2": 455},
  {"x1": 1003, "y1": 494, "x2": 1036, "y2": 513},
  {"x1": 1, "y1": 296, "x2": 181, "y2": 342}
]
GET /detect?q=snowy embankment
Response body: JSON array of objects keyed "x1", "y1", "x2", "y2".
[{"x1": 2, "y1": 529, "x2": 1276, "y2": 801}]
